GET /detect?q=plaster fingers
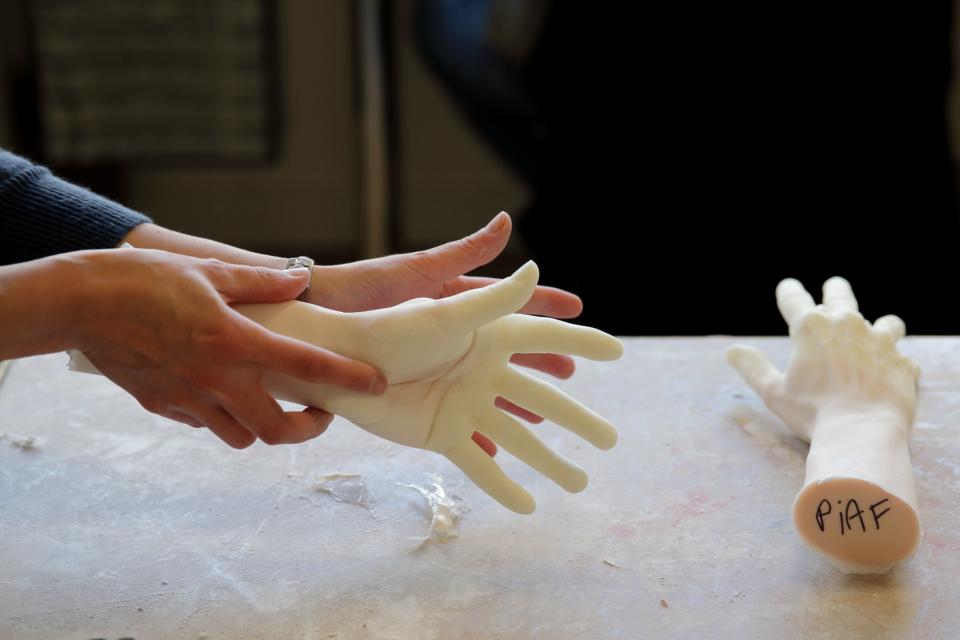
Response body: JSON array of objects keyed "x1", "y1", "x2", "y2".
[
  {"x1": 726, "y1": 345, "x2": 783, "y2": 399},
  {"x1": 431, "y1": 261, "x2": 539, "y2": 334},
  {"x1": 776, "y1": 278, "x2": 816, "y2": 328},
  {"x1": 874, "y1": 314, "x2": 906, "y2": 342},
  {"x1": 480, "y1": 407, "x2": 588, "y2": 493},
  {"x1": 822, "y1": 277, "x2": 859, "y2": 313},
  {"x1": 497, "y1": 368, "x2": 618, "y2": 450},
  {"x1": 499, "y1": 314, "x2": 624, "y2": 361},
  {"x1": 445, "y1": 439, "x2": 536, "y2": 514}
]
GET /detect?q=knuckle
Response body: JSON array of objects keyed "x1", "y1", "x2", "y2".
[
  {"x1": 253, "y1": 266, "x2": 276, "y2": 282},
  {"x1": 406, "y1": 252, "x2": 436, "y2": 279},
  {"x1": 198, "y1": 324, "x2": 244, "y2": 360},
  {"x1": 797, "y1": 310, "x2": 829, "y2": 333},
  {"x1": 299, "y1": 353, "x2": 329, "y2": 381},
  {"x1": 201, "y1": 257, "x2": 229, "y2": 277}
]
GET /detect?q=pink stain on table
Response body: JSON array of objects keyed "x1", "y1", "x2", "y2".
[
  {"x1": 607, "y1": 492, "x2": 739, "y2": 539},
  {"x1": 670, "y1": 490, "x2": 737, "y2": 527},
  {"x1": 925, "y1": 532, "x2": 960, "y2": 553},
  {"x1": 609, "y1": 524, "x2": 639, "y2": 539}
]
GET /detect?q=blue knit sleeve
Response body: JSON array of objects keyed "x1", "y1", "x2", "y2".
[{"x1": 0, "y1": 150, "x2": 152, "y2": 265}]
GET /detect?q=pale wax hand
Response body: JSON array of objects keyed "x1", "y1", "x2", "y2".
[
  {"x1": 727, "y1": 277, "x2": 921, "y2": 573},
  {"x1": 304, "y1": 211, "x2": 584, "y2": 434},
  {"x1": 237, "y1": 262, "x2": 623, "y2": 514}
]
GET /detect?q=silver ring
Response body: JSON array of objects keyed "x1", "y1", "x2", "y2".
[{"x1": 285, "y1": 256, "x2": 315, "y2": 300}]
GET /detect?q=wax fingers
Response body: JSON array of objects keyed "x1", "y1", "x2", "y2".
[
  {"x1": 496, "y1": 368, "x2": 618, "y2": 450},
  {"x1": 445, "y1": 440, "x2": 536, "y2": 514},
  {"x1": 480, "y1": 407, "x2": 588, "y2": 493},
  {"x1": 822, "y1": 277, "x2": 859, "y2": 313},
  {"x1": 726, "y1": 345, "x2": 784, "y2": 398},
  {"x1": 500, "y1": 314, "x2": 624, "y2": 361},
  {"x1": 874, "y1": 315, "x2": 906, "y2": 342},
  {"x1": 776, "y1": 278, "x2": 816, "y2": 328}
]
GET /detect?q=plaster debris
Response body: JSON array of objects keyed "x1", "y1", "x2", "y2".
[
  {"x1": 0, "y1": 433, "x2": 39, "y2": 451},
  {"x1": 602, "y1": 559, "x2": 620, "y2": 568},
  {"x1": 660, "y1": 599, "x2": 669, "y2": 609},
  {"x1": 310, "y1": 473, "x2": 372, "y2": 507},
  {"x1": 399, "y1": 473, "x2": 467, "y2": 545}
]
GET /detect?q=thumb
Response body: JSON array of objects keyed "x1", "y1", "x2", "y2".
[
  {"x1": 726, "y1": 345, "x2": 783, "y2": 399},
  {"x1": 214, "y1": 265, "x2": 311, "y2": 304},
  {"x1": 432, "y1": 261, "x2": 539, "y2": 333}
]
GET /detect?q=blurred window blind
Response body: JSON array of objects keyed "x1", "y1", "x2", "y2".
[{"x1": 33, "y1": 0, "x2": 277, "y2": 165}]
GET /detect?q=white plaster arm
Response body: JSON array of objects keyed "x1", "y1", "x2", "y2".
[
  {"x1": 726, "y1": 277, "x2": 920, "y2": 573},
  {"x1": 72, "y1": 262, "x2": 623, "y2": 514}
]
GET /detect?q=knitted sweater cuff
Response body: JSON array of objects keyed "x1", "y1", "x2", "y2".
[{"x1": 0, "y1": 151, "x2": 152, "y2": 265}]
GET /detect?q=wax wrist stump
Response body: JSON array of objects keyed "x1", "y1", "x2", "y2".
[
  {"x1": 727, "y1": 277, "x2": 920, "y2": 574},
  {"x1": 792, "y1": 405, "x2": 919, "y2": 573},
  {"x1": 69, "y1": 261, "x2": 623, "y2": 514}
]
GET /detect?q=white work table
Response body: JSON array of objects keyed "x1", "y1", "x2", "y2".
[{"x1": 1, "y1": 338, "x2": 957, "y2": 639}]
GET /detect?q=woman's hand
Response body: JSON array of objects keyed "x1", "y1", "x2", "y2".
[
  {"x1": 121, "y1": 212, "x2": 588, "y2": 451},
  {"x1": 67, "y1": 249, "x2": 386, "y2": 448},
  {"x1": 306, "y1": 212, "x2": 583, "y2": 439}
]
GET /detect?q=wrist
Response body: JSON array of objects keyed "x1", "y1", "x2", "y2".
[
  {"x1": 0, "y1": 252, "x2": 91, "y2": 358},
  {"x1": 811, "y1": 401, "x2": 911, "y2": 441},
  {"x1": 51, "y1": 250, "x2": 114, "y2": 352}
]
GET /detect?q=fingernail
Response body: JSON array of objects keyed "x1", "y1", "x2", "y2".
[
  {"x1": 308, "y1": 408, "x2": 331, "y2": 427},
  {"x1": 285, "y1": 267, "x2": 309, "y2": 277},
  {"x1": 370, "y1": 375, "x2": 387, "y2": 394},
  {"x1": 485, "y1": 212, "x2": 508, "y2": 232}
]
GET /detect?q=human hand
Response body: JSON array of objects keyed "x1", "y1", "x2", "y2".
[
  {"x1": 306, "y1": 211, "x2": 583, "y2": 442},
  {"x1": 726, "y1": 277, "x2": 920, "y2": 573},
  {"x1": 69, "y1": 249, "x2": 385, "y2": 449},
  {"x1": 238, "y1": 262, "x2": 623, "y2": 513}
]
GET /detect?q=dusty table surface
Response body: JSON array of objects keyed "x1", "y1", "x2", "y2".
[{"x1": 1, "y1": 338, "x2": 957, "y2": 640}]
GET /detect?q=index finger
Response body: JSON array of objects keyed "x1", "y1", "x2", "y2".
[{"x1": 776, "y1": 278, "x2": 816, "y2": 327}]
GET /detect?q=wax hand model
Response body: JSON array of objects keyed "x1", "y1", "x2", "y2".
[
  {"x1": 126, "y1": 212, "x2": 584, "y2": 438},
  {"x1": 727, "y1": 277, "x2": 920, "y2": 573},
  {"x1": 73, "y1": 261, "x2": 623, "y2": 514}
]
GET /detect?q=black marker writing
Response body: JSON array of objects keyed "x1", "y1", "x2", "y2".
[
  {"x1": 870, "y1": 498, "x2": 891, "y2": 530},
  {"x1": 845, "y1": 499, "x2": 866, "y2": 533},
  {"x1": 816, "y1": 499, "x2": 831, "y2": 532},
  {"x1": 814, "y1": 496, "x2": 891, "y2": 534}
]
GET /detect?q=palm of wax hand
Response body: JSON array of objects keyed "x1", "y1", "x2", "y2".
[{"x1": 238, "y1": 262, "x2": 623, "y2": 514}]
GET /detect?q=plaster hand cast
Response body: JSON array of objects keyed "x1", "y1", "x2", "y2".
[
  {"x1": 726, "y1": 277, "x2": 920, "y2": 573},
  {"x1": 71, "y1": 262, "x2": 622, "y2": 514}
]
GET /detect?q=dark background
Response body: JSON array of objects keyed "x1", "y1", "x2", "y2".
[
  {"x1": 1, "y1": 0, "x2": 957, "y2": 335},
  {"x1": 500, "y1": 1, "x2": 958, "y2": 334}
]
